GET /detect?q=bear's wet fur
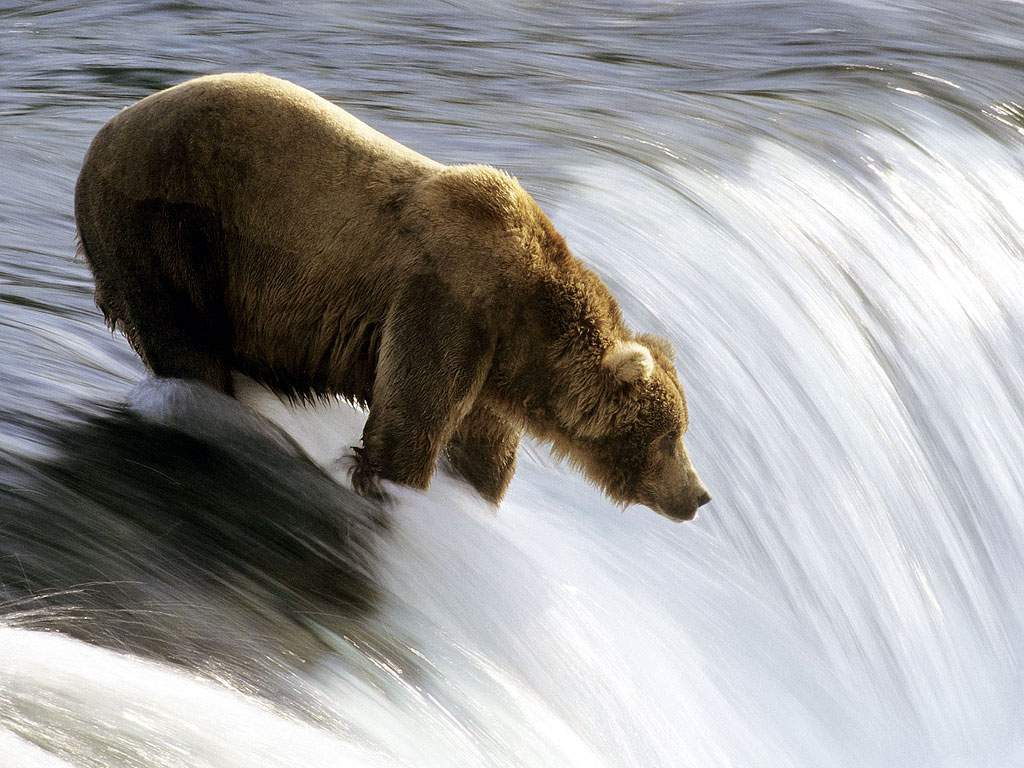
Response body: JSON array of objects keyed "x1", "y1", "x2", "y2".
[{"x1": 75, "y1": 73, "x2": 710, "y2": 519}]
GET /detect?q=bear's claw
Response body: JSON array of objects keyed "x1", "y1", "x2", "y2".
[{"x1": 347, "y1": 447, "x2": 391, "y2": 504}]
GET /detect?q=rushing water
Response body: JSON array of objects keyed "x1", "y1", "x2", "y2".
[{"x1": 3, "y1": 1, "x2": 1024, "y2": 765}]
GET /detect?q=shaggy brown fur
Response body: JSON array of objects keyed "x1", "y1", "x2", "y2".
[{"x1": 75, "y1": 73, "x2": 711, "y2": 520}]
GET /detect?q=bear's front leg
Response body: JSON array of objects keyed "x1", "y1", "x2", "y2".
[
  {"x1": 443, "y1": 400, "x2": 521, "y2": 504},
  {"x1": 351, "y1": 403, "x2": 446, "y2": 499},
  {"x1": 350, "y1": 283, "x2": 495, "y2": 501}
]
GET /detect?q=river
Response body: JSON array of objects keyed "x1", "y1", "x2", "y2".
[{"x1": 2, "y1": 1, "x2": 1023, "y2": 765}]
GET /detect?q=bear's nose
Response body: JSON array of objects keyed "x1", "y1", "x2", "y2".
[{"x1": 696, "y1": 489, "x2": 712, "y2": 508}]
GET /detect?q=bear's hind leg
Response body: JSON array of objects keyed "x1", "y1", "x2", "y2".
[
  {"x1": 443, "y1": 401, "x2": 520, "y2": 505},
  {"x1": 125, "y1": 291, "x2": 234, "y2": 395},
  {"x1": 81, "y1": 198, "x2": 234, "y2": 395}
]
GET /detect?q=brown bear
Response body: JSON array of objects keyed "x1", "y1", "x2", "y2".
[{"x1": 75, "y1": 73, "x2": 711, "y2": 520}]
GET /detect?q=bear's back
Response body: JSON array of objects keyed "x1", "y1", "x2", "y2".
[{"x1": 81, "y1": 73, "x2": 438, "y2": 226}]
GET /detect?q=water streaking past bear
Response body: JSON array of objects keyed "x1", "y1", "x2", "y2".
[{"x1": 74, "y1": 73, "x2": 711, "y2": 520}]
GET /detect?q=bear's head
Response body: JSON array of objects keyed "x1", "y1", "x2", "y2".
[{"x1": 555, "y1": 334, "x2": 711, "y2": 521}]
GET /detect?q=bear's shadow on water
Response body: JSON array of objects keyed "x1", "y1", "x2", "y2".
[{"x1": 0, "y1": 378, "x2": 386, "y2": 705}]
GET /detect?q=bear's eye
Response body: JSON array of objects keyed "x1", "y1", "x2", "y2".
[{"x1": 659, "y1": 429, "x2": 680, "y2": 454}]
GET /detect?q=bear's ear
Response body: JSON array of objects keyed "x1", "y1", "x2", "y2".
[
  {"x1": 603, "y1": 340, "x2": 655, "y2": 384},
  {"x1": 638, "y1": 333, "x2": 676, "y2": 362}
]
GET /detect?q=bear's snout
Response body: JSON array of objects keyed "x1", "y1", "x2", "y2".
[{"x1": 650, "y1": 475, "x2": 711, "y2": 522}]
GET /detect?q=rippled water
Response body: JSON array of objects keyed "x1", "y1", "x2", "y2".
[{"x1": 3, "y1": 1, "x2": 1024, "y2": 765}]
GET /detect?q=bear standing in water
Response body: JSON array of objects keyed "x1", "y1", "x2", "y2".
[{"x1": 75, "y1": 73, "x2": 711, "y2": 520}]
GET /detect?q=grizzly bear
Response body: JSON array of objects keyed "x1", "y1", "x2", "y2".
[{"x1": 75, "y1": 73, "x2": 711, "y2": 520}]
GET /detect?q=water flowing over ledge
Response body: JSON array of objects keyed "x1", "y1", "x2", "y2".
[{"x1": 3, "y1": 1, "x2": 1024, "y2": 765}]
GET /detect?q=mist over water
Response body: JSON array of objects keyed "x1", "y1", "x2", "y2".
[{"x1": 3, "y1": 1, "x2": 1024, "y2": 765}]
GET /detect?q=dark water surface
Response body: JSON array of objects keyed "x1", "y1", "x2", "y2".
[{"x1": 3, "y1": 2, "x2": 1024, "y2": 766}]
